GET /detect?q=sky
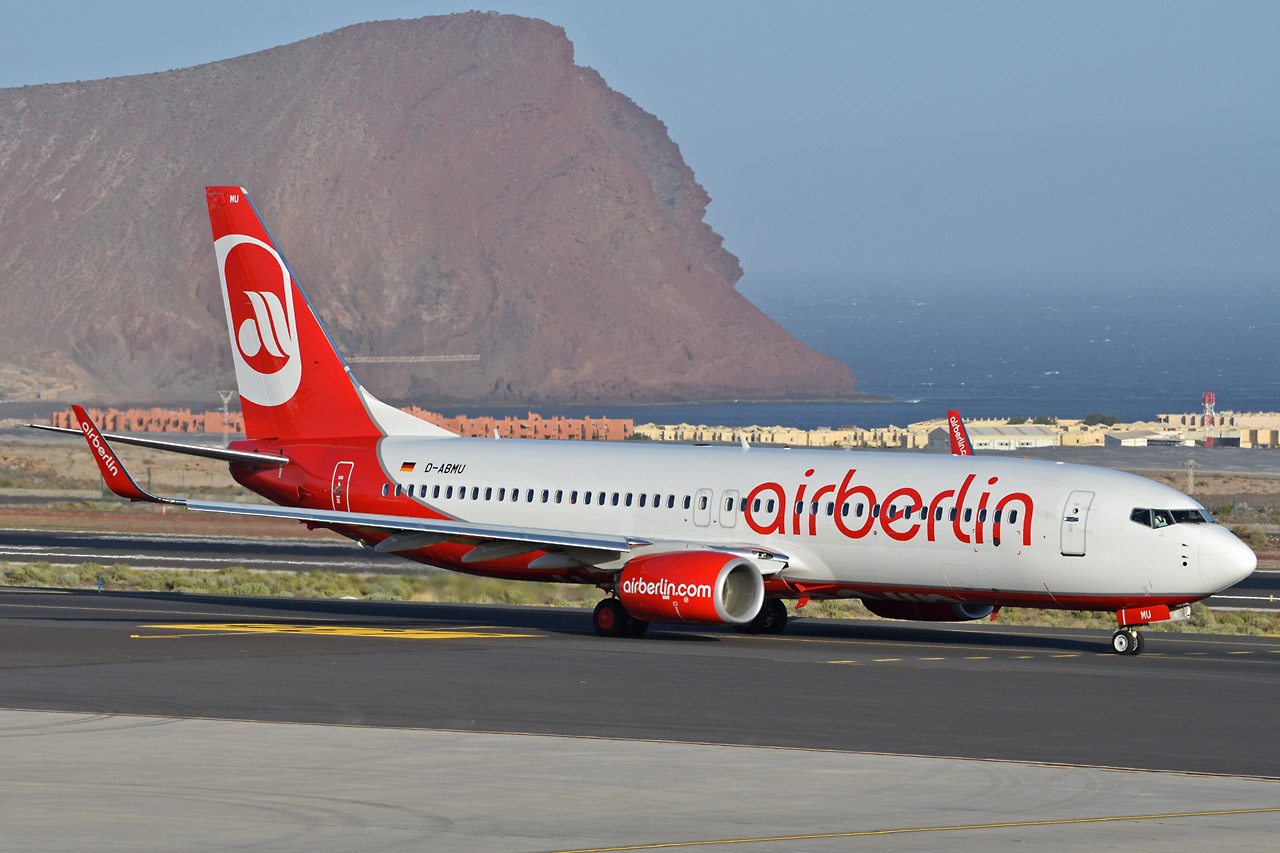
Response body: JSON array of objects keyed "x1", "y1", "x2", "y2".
[{"x1": 3, "y1": 0, "x2": 1278, "y2": 285}]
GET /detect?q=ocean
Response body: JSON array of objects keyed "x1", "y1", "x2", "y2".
[{"x1": 439, "y1": 276, "x2": 1280, "y2": 430}]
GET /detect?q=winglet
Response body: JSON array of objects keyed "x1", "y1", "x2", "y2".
[
  {"x1": 70, "y1": 405, "x2": 178, "y2": 503},
  {"x1": 946, "y1": 410, "x2": 974, "y2": 456}
]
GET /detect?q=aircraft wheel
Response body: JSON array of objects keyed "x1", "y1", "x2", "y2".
[
  {"x1": 1111, "y1": 629, "x2": 1134, "y2": 655},
  {"x1": 762, "y1": 599, "x2": 789, "y2": 634},
  {"x1": 1129, "y1": 630, "x2": 1145, "y2": 656},
  {"x1": 594, "y1": 598, "x2": 629, "y2": 637},
  {"x1": 625, "y1": 617, "x2": 650, "y2": 638}
]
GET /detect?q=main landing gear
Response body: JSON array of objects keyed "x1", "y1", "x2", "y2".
[
  {"x1": 1111, "y1": 627, "x2": 1145, "y2": 656},
  {"x1": 735, "y1": 599, "x2": 789, "y2": 635},
  {"x1": 593, "y1": 598, "x2": 649, "y2": 638}
]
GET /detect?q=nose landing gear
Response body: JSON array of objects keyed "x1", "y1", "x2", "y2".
[
  {"x1": 1111, "y1": 627, "x2": 1145, "y2": 655},
  {"x1": 1111, "y1": 604, "x2": 1191, "y2": 655}
]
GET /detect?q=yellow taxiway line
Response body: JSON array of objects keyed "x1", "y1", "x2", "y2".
[
  {"x1": 541, "y1": 806, "x2": 1280, "y2": 852},
  {"x1": 132, "y1": 622, "x2": 537, "y2": 640}
]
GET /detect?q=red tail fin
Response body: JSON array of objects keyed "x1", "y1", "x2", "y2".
[
  {"x1": 206, "y1": 187, "x2": 452, "y2": 442},
  {"x1": 947, "y1": 410, "x2": 974, "y2": 456}
]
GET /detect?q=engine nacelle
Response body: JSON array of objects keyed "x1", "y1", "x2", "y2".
[
  {"x1": 618, "y1": 551, "x2": 764, "y2": 626},
  {"x1": 862, "y1": 600, "x2": 995, "y2": 622}
]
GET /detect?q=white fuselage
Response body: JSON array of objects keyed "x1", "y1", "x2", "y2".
[{"x1": 364, "y1": 438, "x2": 1255, "y2": 608}]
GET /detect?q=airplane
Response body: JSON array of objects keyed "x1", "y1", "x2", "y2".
[{"x1": 34, "y1": 186, "x2": 1256, "y2": 655}]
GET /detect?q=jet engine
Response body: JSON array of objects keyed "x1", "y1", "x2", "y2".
[
  {"x1": 617, "y1": 551, "x2": 764, "y2": 625},
  {"x1": 862, "y1": 600, "x2": 995, "y2": 622}
]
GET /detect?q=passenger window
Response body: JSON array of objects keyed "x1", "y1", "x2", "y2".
[
  {"x1": 934, "y1": 506, "x2": 943, "y2": 521},
  {"x1": 655, "y1": 494, "x2": 663, "y2": 508},
  {"x1": 683, "y1": 496, "x2": 692, "y2": 510},
  {"x1": 498, "y1": 488, "x2": 505, "y2": 501},
  {"x1": 599, "y1": 491, "x2": 607, "y2": 505},
  {"x1": 485, "y1": 487, "x2": 492, "y2": 500},
  {"x1": 887, "y1": 505, "x2": 897, "y2": 520},
  {"x1": 795, "y1": 500, "x2": 804, "y2": 515},
  {"x1": 826, "y1": 502, "x2": 834, "y2": 517},
  {"x1": 872, "y1": 504, "x2": 880, "y2": 518},
  {"x1": 407, "y1": 484, "x2": 415, "y2": 498},
  {"x1": 993, "y1": 509, "x2": 1002, "y2": 523},
  {"x1": 445, "y1": 485, "x2": 454, "y2": 499},
  {"x1": 698, "y1": 495, "x2": 708, "y2": 511},
  {"x1": 1008, "y1": 510, "x2": 1018, "y2": 523},
  {"x1": 766, "y1": 499, "x2": 775, "y2": 513},
  {"x1": 471, "y1": 487, "x2": 479, "y2": 500},
  {"x1": 555, "y1": 490, "x2": 563, "y2": 504},
  {"x1": 754, "y1": 498, "x2": 763, "y2": 513},
  {"x1": 639, "y1": 494, "x2": 648, "y2": 508},
  {"x1": 541, "y1": 489, "x2": 549, "y2": 503},
  {"x1": 625, "y1": 493, "x2": 633, "y2": 507},
  {"x1": 382, "y1": 483, "x2": 390, "y2": 497},
  {"x1": 725, "y1": 497, "x2": 733, "y2": 511},
  {"x1": 511, "y1": 488, "x2": 519, "y2": 502},
  {"x1": 964, "y1": 508, "x2": 972, "y2": 522},
  {"x1": 570, "y1": 490, "x2": 578, "y2": 505},
  {"x1": 584, "y1": 491, "x2": 592, "y2": 506},
  {"x1": 612, "y1": 493, "x2": 620, "y2": 507},
  {"x1": 841, "y1": 503, "x2": 849, "y2": 517},
  {"x1": 856, "y1": 503, "x2": 865, "y2": 518},
  {"x1": 526, "y1": 489, "x2": 534, "y2": 502},
  {"x1": 949, "y1": 507, "x2": 957, "y2": 521},
  {"x1": 809, "y1": 501, "x2": 818, "y2": 515},
  {"x1": 433, "y1": 485, "x2": 441, "y2": 499},
  {"x1": 458, "y1": 487, "x2": 467, "y2": 500},
  {"x1": 667, "y1": 495, "x2": 675, "y2": 509},
  {"x1": 978, "y1": 509, "x2": 986, "y2": 522}
]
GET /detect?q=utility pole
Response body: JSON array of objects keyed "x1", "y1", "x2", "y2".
[
  {"x1": 1183, "y1": 458, "x2": 1198, "y2": 494},
  {"x1": 217, "y1": 389, "x2": 236, "y2": 447}
]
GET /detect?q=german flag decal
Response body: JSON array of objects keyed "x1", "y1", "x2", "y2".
[{"x1": 399, "y1": 462, "x2": 415, "y2": 472}]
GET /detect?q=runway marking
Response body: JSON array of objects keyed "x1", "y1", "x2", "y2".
[
  {"x1": 964, "y1": 655, "x2": 989, "y2": 659},
  {"x1": 133, "y1": 622, "x2": 537, "y2": 640},
  {"x1": 540, "y1": 807, "x2": 1280, "y2": 852}
]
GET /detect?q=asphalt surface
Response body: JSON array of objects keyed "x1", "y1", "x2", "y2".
[{"x1": 2, "y1": 588, "x2": 1278, "y2": 779}]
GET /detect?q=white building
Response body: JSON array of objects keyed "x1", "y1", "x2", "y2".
[{"x1": 927, "y1": 424, "x2": 1058, "y2": 451}]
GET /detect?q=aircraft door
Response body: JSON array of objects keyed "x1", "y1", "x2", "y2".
[
  {"x1": 1060, "y1": 490, "x2": 1094, "y2": 556},
  {"x1": 719, "y1": 490, "x2": 740, "y2": 528},
  {"x1": 332, "y1": 461, "x2": 354, "y2": 512},
  {"x1": 693, "y1": 488, "x2": 713, "y2": 527}
]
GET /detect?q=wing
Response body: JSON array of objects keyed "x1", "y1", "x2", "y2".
[
  {"x1": 25, "y1": 422, "x2": 288, "y2": 468},
  {"x1": 65, "y1": 405, "x2": 791, "y2": 574}
]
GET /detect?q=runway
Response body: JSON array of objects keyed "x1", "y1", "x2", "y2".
[
  {"x1": 3, "y1": 588, "x2": 1278, "y2": 776},
  {"x1": 3, "y1": 588, "x2": 1278, "y2": 850}
]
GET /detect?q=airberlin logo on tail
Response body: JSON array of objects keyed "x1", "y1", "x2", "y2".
[
  {"x1": 214, "y1": 234, "x2": 302, "y2": 406},
  {"x1": 79, "y1": 421, "x2": 120, "y2": 477}
]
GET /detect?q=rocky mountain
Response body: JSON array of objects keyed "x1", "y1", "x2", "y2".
[{"x1": 0, "y1": 13, "x2": 863, "y2": 405}]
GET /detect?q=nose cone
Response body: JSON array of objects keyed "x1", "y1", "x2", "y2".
[{"x1": 1199, "y1": 526, "x2": 1257, "y2": 593}]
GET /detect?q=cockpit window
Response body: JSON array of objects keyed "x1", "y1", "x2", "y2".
[{"x1": 1131, "y1": 507, "x2": 1213, "y2": 528}]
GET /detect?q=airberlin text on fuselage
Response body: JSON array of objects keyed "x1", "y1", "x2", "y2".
[
  {"x1": 745, "y1": 468, "x2": 1034, "y2": 546},
  {"x1": 79, "y1": 422, "x2": 120, "y2": 477}
]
